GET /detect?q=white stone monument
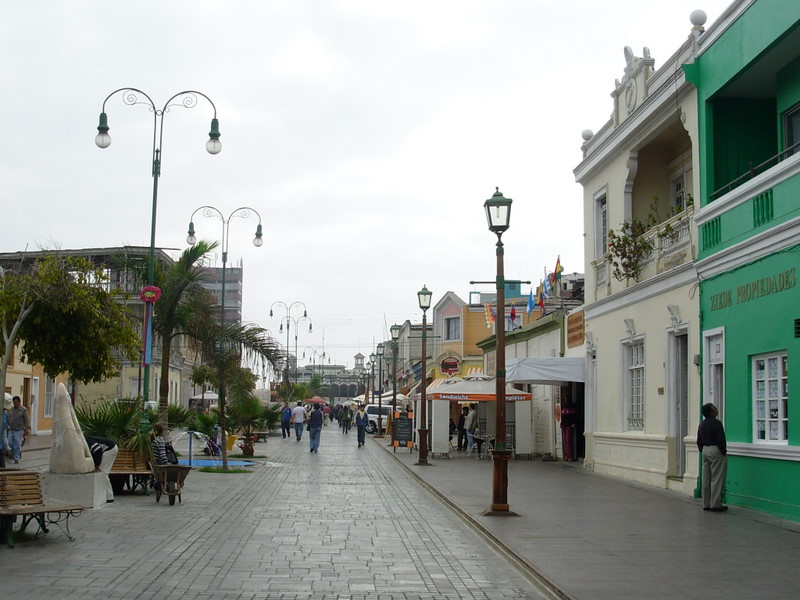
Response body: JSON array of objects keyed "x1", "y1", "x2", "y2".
[{"x1": 41, "y1": 383, "x2": 106, "y2": 508}]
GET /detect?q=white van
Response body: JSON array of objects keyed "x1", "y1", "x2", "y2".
[{"x1": 365, "y1": 404, "x2": 392, "y2": 433}]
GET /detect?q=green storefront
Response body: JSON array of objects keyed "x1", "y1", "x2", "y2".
[{"x1": 688, "y1": 0, "x2": 800, "y2": 521}]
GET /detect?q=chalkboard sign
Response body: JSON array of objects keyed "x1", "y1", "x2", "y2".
[{"x1": 393, "y1": 416, "x2": 413, "y2": 447}]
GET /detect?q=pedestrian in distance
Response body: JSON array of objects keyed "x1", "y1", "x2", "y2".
[
  {"x1": 697, "y1": 402, "x2": 728, "y2": 512},
  {"x1": 322, "y1": 403, "x2": 331, "y2": 426},
  {"x1": 85, "y1": 434, "x2": 118, "y2": 503},
  {"x1": 0, "y1": 395, "x2": 10, "y2": 468},
  {"x1": 355, "y1": 404, "x2": 369, "y2": 447},
  {"x1": 292, "y1": 402, "x2": 307, "y2": 441},
  {"x1": 7, "y1": 395, "x2": 30, "y2": 464},
  {"x1": 280, "y1": 402, "x2": 292, "y2": 439},
  {"x1": 457, "y1": 405, "x2": 468, "y2": 451},
  {"x1": 560, "y1": 392, "x2": 579, "y2": 462},
  {"x1": 308, "y1": 403, "x2": 324, "y2": 453},
  {"x1": 464, "y1": 403, "x2": 478, "y2": 454},
  {"x1": 340, "y1": 404, "x2": 352, "y2": 434}
]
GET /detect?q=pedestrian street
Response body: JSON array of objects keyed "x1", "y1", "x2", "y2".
[{"x1": 2, "y1": 426, "x2": 550, "y2": 600}]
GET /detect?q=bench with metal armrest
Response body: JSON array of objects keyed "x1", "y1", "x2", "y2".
[{"x1": 0, "y1": 469, "x2": 83, "y2": 547}]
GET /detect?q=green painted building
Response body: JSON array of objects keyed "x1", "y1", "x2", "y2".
[{"x1": 687, "y1": 0, "x2": 800, "y2": 520}]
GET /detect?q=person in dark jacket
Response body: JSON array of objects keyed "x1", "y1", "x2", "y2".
[
  {"x1": 85, "y1": 434, "x2": 118, "y2": 503},
  {"x1": 697, "y1": 403, "x2": 728, "y2": 512},
  {"x1": 308, "y1": 404, "x2": 324, "y2": 453},
  {"x1": 457, "y1": 406, "x2": 468, "y2": 451}
]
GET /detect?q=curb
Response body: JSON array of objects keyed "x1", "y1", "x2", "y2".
[{"x1": 376, "y1": 439, "x2": 575, "y2": 600}]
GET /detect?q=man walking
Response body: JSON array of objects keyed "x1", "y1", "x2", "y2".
[
  {"x1": 7, "y1": 395, "x2": 30, "y2": 464},
  {"x1": 292, "y1": 402, "x2": 307, "y2": 442},
  {"x1": 464, "y1": 403, "x2": 478, "y2": 454},
  {"x1": 308, "y1": 404, "x2": 324, "y2": 453},
  {"x1": 697, "y1": 403, "x2": 728, "y2": 512},
  {"x1": 355, "y1": 404, "x2": 369, "y2": 447},
  {"x1": 280, "y1": 402, "x2": 292, "y2": 439}
]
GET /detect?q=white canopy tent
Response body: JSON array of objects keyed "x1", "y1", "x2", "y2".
[{"x1": 506, "y1": 357, "x2": 585, "y2": 385}]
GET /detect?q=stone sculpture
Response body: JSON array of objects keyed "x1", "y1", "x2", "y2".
[{"x1": 49, "y1": 382, "x2": 94, "y2": 474}]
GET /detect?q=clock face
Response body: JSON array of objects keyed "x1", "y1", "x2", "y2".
[{"x1": 624, "y1": 79, "x2": 637, "y2": 114}]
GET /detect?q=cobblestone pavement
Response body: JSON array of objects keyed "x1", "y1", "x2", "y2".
[{"x1": 2, "y1": 427, "x2": 550, "y2": 600}]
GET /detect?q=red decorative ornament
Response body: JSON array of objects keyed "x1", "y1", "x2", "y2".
[{"x1": 141, "y1": 286, "x2": 162, "y2": 303}]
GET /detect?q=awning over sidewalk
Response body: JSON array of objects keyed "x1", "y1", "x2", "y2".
[{"x1": 506, "y1": 357, "x2": 585, "y2": 385}]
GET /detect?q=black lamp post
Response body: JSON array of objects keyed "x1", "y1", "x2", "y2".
[
  {"x1": 390, "y1": 323, "x2": 401, "y2": 442},
  {"x1": 484, "y1": 187, "x2": 514, "y2": 515},
  {"x1": 95, "y1": 88, "x2": 221, "y2": 408},
  {"x1": 364, "y1": 361, "x2": 372, "y2": 405},
  {"x1": 375, "y1": 342, "x2": 385, "y2": 437},
  {"x1": 416, "y1": 285, "x2": 433, "y2": 466}
]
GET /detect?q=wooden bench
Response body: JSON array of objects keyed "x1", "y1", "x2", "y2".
[
  {"x1": 110, "y1": 449, "x2": 152, "y2": 494},
  {"x1": 0, "y1": 469, "x2": 83, "y2": 548}
]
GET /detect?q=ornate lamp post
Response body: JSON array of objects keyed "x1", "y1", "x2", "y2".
[
  {"x1": 375, "y1": 343, "x2": 385, "y2": 437},
  {"x1": 95, "y1": 88, "x2": 221, "y2": 407},
  {"x1": 364, "y1": 361, "x2": 372, "y2": 405},
  {"x1": 415, "y1": 285, "x2": 432, "y2": 466},
  {"x1": 302, "y1": 347, "x2": 327, "y2": 380},
  {"x1": 390, "y1": 323, "x2": 401, "y2": 441},
  {"x1": 484, "y1": 187, "x2": 514, "y2": 515},
  {"x1": 269, "y1": 301, "x2": 311, "y2": 387},
  {"x1": 369, "y1": 352, "x2": 376, "y2": 407},
  {"x1": 186, "y1": 206, "x2": 263, "y2": 326}
]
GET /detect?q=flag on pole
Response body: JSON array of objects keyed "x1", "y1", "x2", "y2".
[
  {"x1": 537, "y1": 281, "x2": 546, "y2": 315},
  {"x1": 553, "y1": 255, "x2": 564, "y2": 282},
  {"x1": 484, "y1": 302, "x2": 495, "y2": 329},
  {"x1": 510, "y1": 303, "x2": 517, "y2": 326},
  {"x1": 527, "y1": 288, "x2": 535, "y2": 315},
  {"x1": 543, "y1": 275, "x2": 551, "y2": 299}
]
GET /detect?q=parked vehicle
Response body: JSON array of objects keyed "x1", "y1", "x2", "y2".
[{"x1": 365, "y1": 404, "x2": 392, "y2": 433}]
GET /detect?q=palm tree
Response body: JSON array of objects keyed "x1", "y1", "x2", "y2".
[
  {"x1": 194, "y1": 320, "x2": 282, "y2": 469},
  {"x1": 152, "y1": 241, "x2": 219, "y2": 424}
]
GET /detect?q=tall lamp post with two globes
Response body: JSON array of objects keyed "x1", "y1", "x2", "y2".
[
  {"x1": 415, "y1": 285, "x2": 433, "y2": 466},
  {"x1": 186, "y1": 206, "x2": 263, "y2": 326},
  {"x1": 270, "y1": 302, "x2": 311, "y2": 388},
  {"x1": 95, "y1": 87, "x2": 222, "y2": 409}
]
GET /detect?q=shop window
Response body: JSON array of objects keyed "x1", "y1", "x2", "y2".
[{"x1": 753, "y1": 352, "x2": 788, "y2": 444}]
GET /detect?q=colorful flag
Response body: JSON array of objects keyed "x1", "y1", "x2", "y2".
[
  {"x1": 554, "y1": 255, "x2": 564, "y2": 282},
  {"x1": 537, "y1": 281, "x2": 546, "y2": 315},
  {"x1": 527, "y1": 288, "x2": 535, "y2": 315},
  {"x1": 484, "y1": 302, "x2": 496, "y2": 329},
  {"x1": 510, "y1": 303, "x2": 517, "y2": 324},
  {"x1": 543, "y1": 276, "x2": 551, "y2": 299}
]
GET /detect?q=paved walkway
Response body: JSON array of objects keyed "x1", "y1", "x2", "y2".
[
  {"x1": 9, "y1": 433, "x2": 800, "y2": 599},
  {"x1": 4, "y1": 431, "x2": 548, "y2": 600},
  {"x1": 385, "y1": 445, "x2": 800, "y2": 600}
]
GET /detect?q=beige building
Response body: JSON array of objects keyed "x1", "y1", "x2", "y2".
[{"x1": 574, "y1": 21, "x2": 708, "y2": 494}]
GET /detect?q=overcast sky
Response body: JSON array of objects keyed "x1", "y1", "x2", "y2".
[{"x1": 1, "y1": 1, "x2": 732, "y2": 374}]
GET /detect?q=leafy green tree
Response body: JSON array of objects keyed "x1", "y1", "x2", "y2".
[
  {"x1": 306, "y1": 374, "x2": 323, "y2": 398},
  {"x1": 0, "y1": 254, "x2": 140, "y2": 395},
  {"x1": 190, "y1": 364, "x2": 218, "y2": 408}
]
